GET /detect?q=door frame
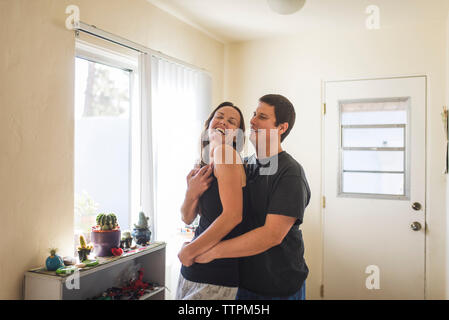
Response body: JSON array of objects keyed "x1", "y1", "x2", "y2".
[{"x1": 320, "y1": 75, "x2": 428, "y2": 299}]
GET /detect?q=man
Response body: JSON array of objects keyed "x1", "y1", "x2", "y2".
[{"x1": 187, "y1": 94, "x2": 310, "y2": 300}]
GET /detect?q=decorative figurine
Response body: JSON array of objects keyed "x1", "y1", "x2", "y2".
[
  {"x1": 56, "y1": 266, "x2": 77, "y2": 275},
  {"x1": 46, "y1": 248, "x2": 64, "y2": 271},
  {"x1": 63, "y1": 256, "x2": 76, "y2": 266},
  {"x1": 120, "y1": 230, "x2": 133, "y2": 249},
  {"x1": 91, "y1": 213, "x2": 121, "y2": 257},
  {"x1": 77, "y1": 235, "x2": 93, "y2": 262},
  {"x1": 132, "y1": 212, "x2": 151, "y2": 246}
]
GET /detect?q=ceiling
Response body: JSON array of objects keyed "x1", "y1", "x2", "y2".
[{"x1": 147, "y1": 0, "x2": 449, "y2": 43}]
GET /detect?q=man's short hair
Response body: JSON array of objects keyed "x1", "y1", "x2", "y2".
[{"x1": 259, "y1": 94, "x2": 296, "y2": 142}]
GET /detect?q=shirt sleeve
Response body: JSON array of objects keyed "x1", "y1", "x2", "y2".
[{"x1": 267, "y1": 175, "x2": 310, "y2": 225}]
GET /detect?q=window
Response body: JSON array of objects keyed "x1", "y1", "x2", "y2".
[
  {"x1": 339, "y1": 98, "x2": 410, "y2": 198},
  {"x1": 74, "y1": 41, "x2": 139, "y2": 245},
  {"x1": 73, "y1": 39, "x2": 211, "y2": 299},
  {"x1": 150, "y1": 56, "x2": 211, "y2": 299}
]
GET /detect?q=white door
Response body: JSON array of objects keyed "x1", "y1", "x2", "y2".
[{"x1": 322, "y1": 76, "x2": 426, "y2": 299}]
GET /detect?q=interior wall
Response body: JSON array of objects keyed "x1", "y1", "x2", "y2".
[
  {"x1": 0, "y1": 0, "x2": 224, "y2": 299},
  {"x1": 226, "y1": 22, "x2": 448, "y2": 299},
  {"x1": 446, "y1": 8, "x2": 449, "y2": 300}
]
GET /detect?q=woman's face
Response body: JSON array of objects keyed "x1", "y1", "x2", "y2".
[{"x1": 207, "y1": 106, "x2": 241, "y2": 146}]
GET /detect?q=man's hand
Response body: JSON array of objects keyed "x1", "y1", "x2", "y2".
[
  {"x1": 186, "y1": 164, "x2": 214, "y2": 200},
  {"x1": 178, "y1": 242, "x2": 194, "y2": 267},
  {"x1": 194, "y1": 246, "x2": 219, "y2": 264}
]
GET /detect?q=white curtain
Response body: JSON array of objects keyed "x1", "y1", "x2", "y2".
[{"x1": 142, "y1": 54, "x2": 211, "y2": 299}]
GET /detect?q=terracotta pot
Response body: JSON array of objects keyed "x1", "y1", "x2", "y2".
[{"x1": 91, "y1": 229, "x2": 121, "y2": 257}]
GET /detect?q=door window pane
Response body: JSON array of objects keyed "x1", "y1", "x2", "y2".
[
  {"x1": 342, "y1": 172, "x2": 404, "y2": 195},
  {"x1": 342, "y1": 127, "x2": 404, "y2": 148},
  {"x1": 342, "y1": 110, "x2": 407, "y2": 125},
  {"x1": 341, "y1": 99, "x2": 408, "y2": 125},
  {"x1": 343, "y1": 151, "x2": 404, "y2": 172}
]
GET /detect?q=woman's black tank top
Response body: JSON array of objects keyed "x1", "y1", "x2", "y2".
[{"x1": 180, "y1": 173, "x2": 247, "y2": 287}]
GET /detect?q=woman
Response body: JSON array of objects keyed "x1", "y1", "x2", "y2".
[{"x1": 175, "y1": 102, "x2": 247, "y2": 300}]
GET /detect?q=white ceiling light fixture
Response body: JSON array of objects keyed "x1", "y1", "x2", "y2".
[{"x1": 267, "y1": 0, "x2": 306, "y2": 15}]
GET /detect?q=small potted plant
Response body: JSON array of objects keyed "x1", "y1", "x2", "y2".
[
  {"x1": 77, "y1": 235, "x2": 93, "y2": 262},
  {"x1": 120, "y1": 230, "x2": 133, "y2": 250},
  {"x1": 91, "y1": 213, "x2": 121, "y2": 257}
]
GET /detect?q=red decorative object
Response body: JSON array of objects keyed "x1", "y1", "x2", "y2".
[
  {"x1": 121, "y1": 268, "x2": 150, "y2": 299},
  {"x1": 111, "y1": 247, "x2": 124, "y2": 256}
]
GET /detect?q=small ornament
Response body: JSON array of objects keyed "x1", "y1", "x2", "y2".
[
  {"x1": 63, "y1": 256, "x2": 76, "y2": 266},
  {"x1": 132, "y1": 212, "x2": 152, "y2": 246},
  {"x1": 46, "y1": 249, "x2": 64, "y2": 271},
  {"x1": 111, "y1": 247, "x2": 124, "y2": 256}
]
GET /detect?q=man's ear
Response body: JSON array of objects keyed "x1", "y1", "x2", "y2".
[{"x1": 279, "y1": 122, "x2": 289, "y2": 135}]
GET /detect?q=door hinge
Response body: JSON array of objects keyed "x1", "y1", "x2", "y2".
[
  {"x1": 322, "y1": 196, "x2": 326, "y2": 208},
  {"x1": 322, "y1": 103, "x2": 326, "y2": 115},
  {"x1": 320, "y1": 284, "x2": 324, "y2": 298}
]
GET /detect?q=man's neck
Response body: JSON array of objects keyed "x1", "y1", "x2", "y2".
[{"x1": 255, "y1": 146, "x2": 283, "y2": 159}]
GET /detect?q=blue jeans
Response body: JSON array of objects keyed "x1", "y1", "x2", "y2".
[{"x1": 236, "y1": 282, "x2": 306, "y2": 300}]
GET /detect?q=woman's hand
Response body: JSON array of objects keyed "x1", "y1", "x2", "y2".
[
  {"x1": 186, "y1": 165, "x2": 214, "y2": 200},
  {"x1": 178, "y1": 242, "x2": 195, "y2": 267}
]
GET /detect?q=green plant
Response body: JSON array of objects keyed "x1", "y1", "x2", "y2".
[
  {"x1": 77, "y1": 235, "x2": 92, "y2": 251},
  {"x1": 77, "y1": 235, "x2": 93, "y2": 262},
  {"x1": 95, "y1": 213, "x2": 119, "y2": 231}
]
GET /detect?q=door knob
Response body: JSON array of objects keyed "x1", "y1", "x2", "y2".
[
  {"x1": 412, "y1": 202, "x2": 422, "y2": 211},
  {"x1": 410, "y1": 222, "x2": 422, "y2": 231}
]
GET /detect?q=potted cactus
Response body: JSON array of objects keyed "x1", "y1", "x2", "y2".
[
  {"x1": 77, "y1": 235, "x2": 93, "y2": 262},
  {"x1": 91, "y1": 213, "x2": 121, "y2": 257}
]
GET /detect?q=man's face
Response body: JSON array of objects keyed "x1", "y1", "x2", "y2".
[{"x1": 250, "y1": 102, "x2": 282, "y2": 150}]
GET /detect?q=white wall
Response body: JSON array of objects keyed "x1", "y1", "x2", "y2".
[
  {"x1": 446, "y1": 8, "x2": 449, "y2": 300},
  {"x1": 226, "y1": 21, "x2": 448, "y2": 299}
]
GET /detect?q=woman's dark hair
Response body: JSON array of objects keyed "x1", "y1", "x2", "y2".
[
  {"x1": 199, "y1": 102, "x2": 245, "y2": 167},
  {"x1": 259, "y1": 94, "x2": 295, "y2": 142}
]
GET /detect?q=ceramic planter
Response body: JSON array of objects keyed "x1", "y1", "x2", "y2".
[
  {"x1": 132, "y1": 228, "x2": 151, "y2": 246},
  {"x1": 91, "y1": 229, "x2": 121, "y2": 257}
]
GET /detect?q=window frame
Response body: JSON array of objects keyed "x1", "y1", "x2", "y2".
[
  {"x1": 74, "y1": 39, "x2": 141, "y2": 233},
  {"x1": 337, "y1": 97, "x2": 411, "y2": 200}
]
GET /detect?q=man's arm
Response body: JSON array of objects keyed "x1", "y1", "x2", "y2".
[
  {"x1": 195, "y1": 172, "x2": 309, "y2": 263},
  {"x1": 194, "y1": 214, "x2": 296, "y2": 263}
]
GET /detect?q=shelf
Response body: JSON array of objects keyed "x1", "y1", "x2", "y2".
[
  {"x1": 27, "y1": 242, "x2": 166, "y2": 281},
  {"x1": 25, "y1": 242, "x2": 166, "y2": 300},
  {"x1": 139, "y1": 287, "x2": 165, "y2": 300}
]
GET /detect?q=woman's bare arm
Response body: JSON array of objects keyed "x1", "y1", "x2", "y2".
[{"x1": 178, "y1": 145, "x2": 244, "y2": 266}]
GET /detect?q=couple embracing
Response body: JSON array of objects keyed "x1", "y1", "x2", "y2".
[{"x1": 176, "y1": 94, "x2": 310, "y2": 300}]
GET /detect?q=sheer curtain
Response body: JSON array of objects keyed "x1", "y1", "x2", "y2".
[{"x1": 147, "y1": 55, "x2": 211, "y2": 299}]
